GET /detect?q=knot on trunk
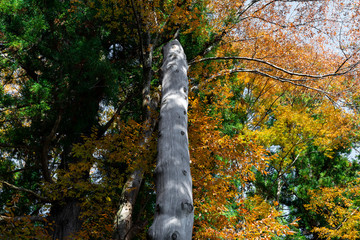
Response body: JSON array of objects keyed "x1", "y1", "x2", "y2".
[
  {"x1": 181, "y1": 201, "x2": 193, "y2": 214},
  {"x1": 171, "y1": 231, "x2": 180, "y2": 239}
]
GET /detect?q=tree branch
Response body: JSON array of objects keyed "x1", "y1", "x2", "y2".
[
  {"x1": 41, "y1": 112, "x2": 62, "y2": 183},
  {"x1": 6, "y1": 166, "x2": 38, "y2": 175},
  {"x1": 335, "y1": 206, "x2": 360, "y2": 231},
  {"x1": 97, "y1": 94, "x2": 134, "y2": 138},
  {"x1": 0, "y1": 143, "x2": 30, "y2": 150},
  {"x1": 205, "y1": 67, "x2": 335, "y2": 96},
  {"x1": 0, "y1": 215, "x2": 46, "y2": 222},
  {"x1": 0, "y1": 180, "x2": 50, "y2": 202},
  {"x1": 190, "y1": 56, "x2": 358, "y2": 79},
  {"x1": 129, "y1": 0, "x2": 145, "y2": 65},
  {"x1": 251, "y1": 91, "x2": 285, "y2": 129},
  {"x1": 187, "y1": 0, "x2": 278, "y2": 62}
]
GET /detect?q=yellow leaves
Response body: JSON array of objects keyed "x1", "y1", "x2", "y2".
[
  {"x1": 189, "y1": 95, "x2": 288, "y2": 239},
  {"x1": 194, "y1": 194, "x2": 296, "y2": 239},
  {"x1": 187, "y1": 20, "x2": 360, "y2": 236},
  {"x1": 262, "y1": 110, "x2": 311, "y2": 142},
  {"x1": 0, "y1": 197, "x2": 51, "y2": 239},
  {"x1": 37, "y1": 117, "x2": 156, "y2": 237},
  {"x1": 306, "y1": 181, "x2": 360, "y2": 240},
  {"x1": 73, "y1": 118, "x2": 153, "y2": 170}
]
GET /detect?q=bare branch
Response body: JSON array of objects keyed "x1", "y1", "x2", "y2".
[
  {"x1": 0, "y1": 215, "x2": 46, "y2": 222},
  {"x1": 237, "y1": 0, "x2": 262, "y2": 20},
  {"x1": 335, "y1": 48, "x2": 360, "y2": 74},
  {"x1": 189, "y1": 0, "x2": 263, "y2": 61},
  {"x1": 251, "y1": 16, "x2": 330, "y2": 29},
  {"x1": 0, "y1": 180, "x2": 50, "y2": 202},
  {"x1": 251, "y1": 91, "x2": 285, "y2": 129},
  {"x1": 190, "y1": 56, "x2": 358, "y2": 79},
  {"x1": 0, "y1": 143, "x2": 30, "y2": 150},
  {"x1": 203, "y1": 67, "x2": 338, "y2": 101}
]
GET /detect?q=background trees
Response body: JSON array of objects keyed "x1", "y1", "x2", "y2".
[{"x1": 1, "y1": 0, "x2": 360, "y2": 239}]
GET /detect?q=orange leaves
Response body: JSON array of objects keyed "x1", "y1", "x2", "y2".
[
  {"x1": 72, "y1": 119, "x2": 154, "y2": 173},
  {"x1": 187, "y1": 18, "x2": 360, "y2": 236},
  {"x1": 188, "y1": 95, "x2": 291, "y2": 239},
  {"x1": 0, "y1": 196, "x2": 51, "y2": 239},
  {"x1": 189, "y1": 96, "x2": 268, "y2": 182},
  {"x1": 50, "y1": 0, "x2": 360, "y2": 238},
  {"x1": 194, "y1": 194, "x2": 296, "y2": 239},
  {"x1": 235, "y1": 196, "x2": 296, "y2": 239},
  {"x1": 75, "y1": 209, "x2": 115, "y2": 240},
  {"x1": 306, "y1": 180, "x2": 360, "y2": 239}
]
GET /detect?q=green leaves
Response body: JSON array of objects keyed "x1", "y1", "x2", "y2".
[{"x1": 0, "y1": 1, "x2": 48, "y2": 51}]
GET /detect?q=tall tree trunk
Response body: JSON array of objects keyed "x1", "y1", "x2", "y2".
[
  {"x1": 50, "y1": 147, "x2": 84, "y2": 240},
  {"x1": 148, "y1": 40, "x2": 193, "y2": 239},
  {"x1": 113, "y1": 169, "x2": 143, "y2": 240},
  {"x1": 50, "y1": 199, "x2": 82, "y2": 240},
  {"x1": 49, "y1": 85, "x2": 105, "y2": 239},
  {"x1": 113, "y1": 32, "x2": 156, "y2": 239}
]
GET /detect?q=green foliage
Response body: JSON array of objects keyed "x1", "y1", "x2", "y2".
[{"x1": 1, "y1": 0, "x2": 360, "y2": 239}]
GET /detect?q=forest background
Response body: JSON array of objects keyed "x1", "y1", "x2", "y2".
[{"x1": 1, "y1": 0, "x2": 360, "y2": 239}]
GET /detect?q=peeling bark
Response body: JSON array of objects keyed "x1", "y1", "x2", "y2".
[{"x1": 148, "y1": 40, "x2": 193, "y2": 239}]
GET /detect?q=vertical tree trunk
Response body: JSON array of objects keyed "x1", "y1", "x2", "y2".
[
  {"x1": 113, "y1": 33, "x2": 156, "y2": 240},
  {"x1": 113, "y1": 169, "x2": 143, "y2": 240},
  {"x1": 148, "y1": 40, "x2": 193, "y2": 239},
  {"x1": 50, "y1": 199, "x2": 82, "y2": 240}
]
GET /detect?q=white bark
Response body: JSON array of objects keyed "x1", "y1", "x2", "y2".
[
  {"x1": 113, "y1": 169, "x2": 143, "y2": 240},
  {"x1": 148, "y1": 40, "x2": 193, "y2": 239}
]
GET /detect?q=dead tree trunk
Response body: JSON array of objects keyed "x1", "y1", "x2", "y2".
[{"x1": 148, "y1": 40, "x2": 193, "y2": 239}]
